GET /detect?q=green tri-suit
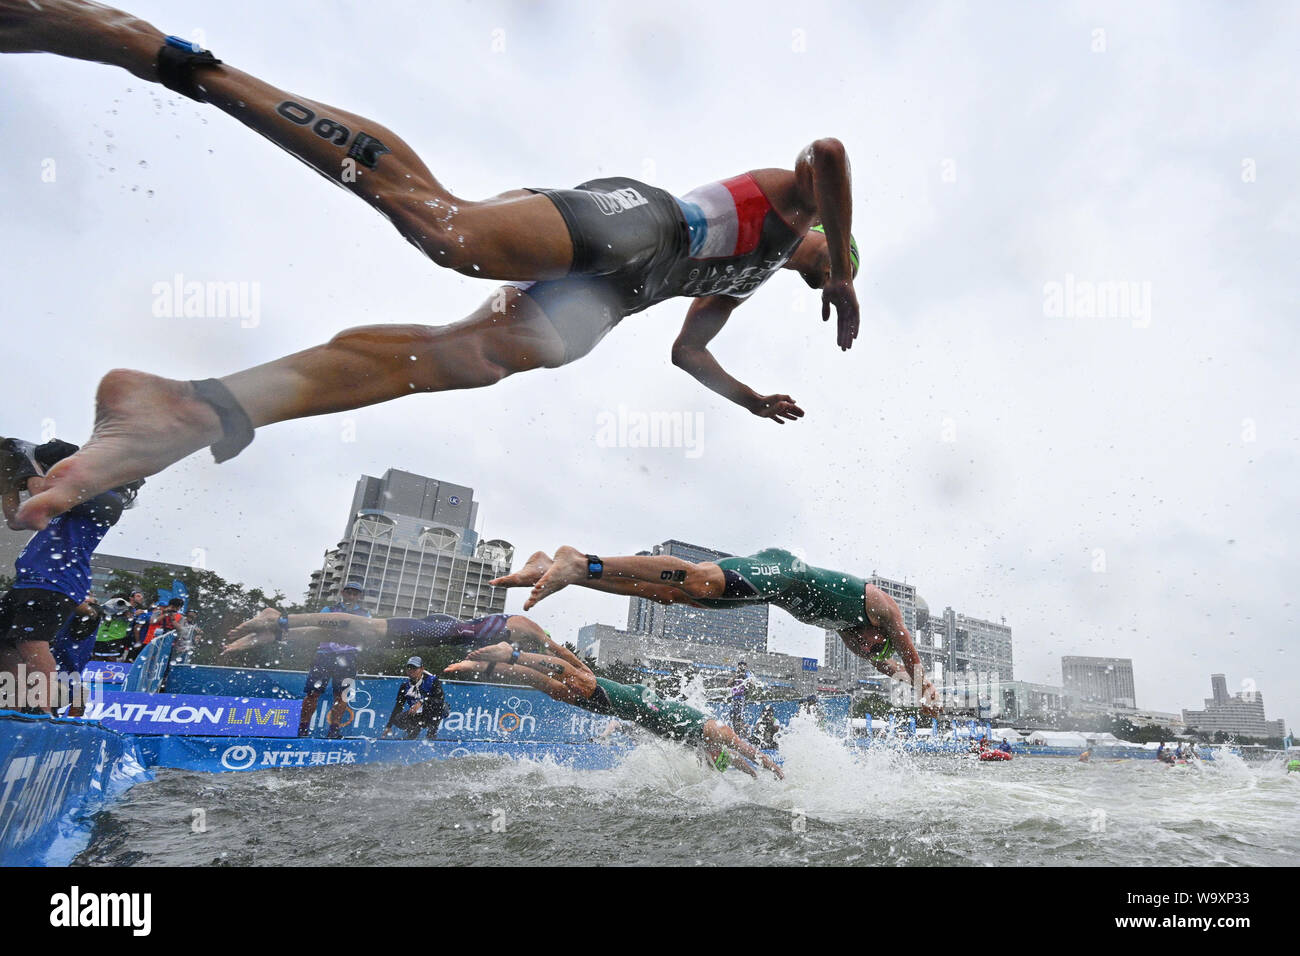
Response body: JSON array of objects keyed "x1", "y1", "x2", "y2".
[
  {"x1": 695, "y1": 547, "x2": 895, "y2": 662},
  {"x1": 571, "y1": 548, "x2": 897, "y2": 742},
  {"x1": 581, "y1": 677, "x2": 710, "y2": 742}
]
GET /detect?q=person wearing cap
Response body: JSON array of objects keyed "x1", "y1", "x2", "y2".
[
  {"x1": 92, "y1": 596, "x2": 135, "y2": 660},
  {"x1": 171, "y1": 609, "x2": 202, "y2": 665},
  {"x1": 753, "y1": 704, "x2": 781, "y2": 751},
  {"x1": 727, "y1": 661, "x2": 757, "y2": 736},
  {"x1": 383, "y1": 656, "x2": 447, "y2": 740},
  {"x1": 122, "y1": 589, "x2": 153, "y2": 662},
  {"x1": 322, "y1": 581, "x2": 371, "y2": 618},
  {"x1": 298, "y1": 582, "x2": 372, "y2": 738}
]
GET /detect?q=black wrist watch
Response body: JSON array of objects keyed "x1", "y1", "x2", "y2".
[{"x1": 586, "y1": 555, "x2": 603, "y2": 579}]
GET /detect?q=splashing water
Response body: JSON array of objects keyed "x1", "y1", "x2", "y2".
[{"x1": 76, "y1": 722, "x2": 1300, "y2": 867}]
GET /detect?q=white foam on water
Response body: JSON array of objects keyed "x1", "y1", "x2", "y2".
[{"x1": 138, "y1": 728, "x2": 1300, "y2": 866}]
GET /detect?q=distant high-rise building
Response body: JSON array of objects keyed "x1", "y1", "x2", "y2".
[
  {"x1": 867, "y1": 575, "x2": 918, "y2": 635},
  {"x1": 591, "y1": 622, "x2": 832, "y2": 697},
  {"x1": 625, "y1": 539, "x2": 768, "y2": 652},
  {"x1": 307, "y1": 468, "x2": 513, "y2": 618},
  {"x1": 915, "y1": 606, "x2": 1014, "y2": 682},
  {"x1": 1211, "y1": 674, "x2": 1229, "y2": 706},
  {"x1": 1182, "y1": 675, "x2": 1286, "y2": 739},
  {"x1": 954, "y1": 612, "x2": 1014, "y2": 681},
  {"x1": 1061, "y1": 656, "x2": 1136, "y2": 711}
]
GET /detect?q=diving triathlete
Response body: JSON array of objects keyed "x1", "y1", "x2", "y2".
[
  {"x1": 2, "y1": 0, "x2": 861, "y2": 532},
  {"x1": 222, "y1": 606, "x2": 781, "y2": 777},
  {"x1": 493, "y1": 546, "x2": 941, "y2": 716},
  {"x1": 446, "y1": 637, "x2": 783, "y2": 779},
  {"x1": 221, "y1": 607, "x2": 515, "y2": 656}
]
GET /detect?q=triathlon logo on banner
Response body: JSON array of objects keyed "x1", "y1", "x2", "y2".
[
  {"x1": 83, "y1": 692, "x2": 301, "y2": 737},
  {"x1": 81, "y1": 662, "x2": 130, "y2": 685}
]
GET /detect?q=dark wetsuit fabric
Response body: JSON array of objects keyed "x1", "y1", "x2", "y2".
[
  {"x1": 521, "y1": 177, "x2": 687, "y2": 362},
  {"x1": 694, "y1": 547, "x2": 871, "y2": 634},
  {"x1": 519, "y1": 173, "x2": 802, "y2": 361},
  {"x1": 384, "y1": 613, "x2": 510, "y2": 649},
  {"x1": 573, "y1": 677, "x2": 709, "y2": 743}
]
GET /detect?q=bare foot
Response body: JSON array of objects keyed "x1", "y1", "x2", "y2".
[
  {"x1": 444, "y1": 660, "x2": 498, "y2": 681},
  {"x1": 466, "y1": 640, "x2": 514, "y2": 663},
  {"x1": 14, "y1": 369, "x2": 223, "y2": 530},
  {"x1": 489, "y1": 551, "x2": 552, "y2": 589},
  {"x1": 523, "y1": 545, "x2": 587, "y2": 610},
  {"x1": 0, "y1": 0, "x2": 164, "y2": 80}
]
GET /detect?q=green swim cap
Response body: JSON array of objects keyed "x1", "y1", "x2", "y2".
[
  {"x1": 713, "y1": 748, "x2": 731, "y2": 772},
  {"x1": 871, "y1": 634, "x2": 895, "y2": 663},
  {"x1": 810, "y1": 224, "x2": 860, "y2": 275}
]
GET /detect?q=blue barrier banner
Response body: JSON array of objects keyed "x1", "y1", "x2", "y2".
[
  {"x1": 0, "y1": 711, "x2": 150, "y2": 866},
  {"x1": 709, "y1": 694, "x2": 850, "y2": 731},
  {"x1": 136, "y1": 735, "x2": 636, "y2": 773},
  {"x1": 81, "y1": 661, "x2": 129, "y2": 684},
  {"x1": 82, "y1": 692, "x2": 302, "y2": 737},
  {"x1": 165, "y1": 667, "x2": 624, "y2": 742},
  {"x1": 122, "y1": 632, "x2": 174, "y2": 694},
  {"x1": 164, "y1": 665, "x2": 852, "y2": 742}
]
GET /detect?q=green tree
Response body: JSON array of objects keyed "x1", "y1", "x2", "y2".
[
  {"x1": 105, "y1": 565, "x2": 305, "y2": 665},
  {"x1": 852, "y1": 694, "x2": 894, "y2": 718}
]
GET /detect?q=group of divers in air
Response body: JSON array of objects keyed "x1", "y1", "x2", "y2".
[{"x1": 0, "y1": 2, "x2": 950, "y2": 778}]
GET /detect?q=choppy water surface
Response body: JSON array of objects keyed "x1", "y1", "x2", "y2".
[{"x1": 77, "y1": 718, "x2": 1300, "y2": 867}]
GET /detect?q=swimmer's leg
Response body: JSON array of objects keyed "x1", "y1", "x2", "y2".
[
  {"x1": 524, "y1": 545, "x2": 726, "y2": 610},
  {"x1": 445, "y1": 659, "x2": 591, "y2": 707},
  {"x1": 325, "y1": 690, "x2": 351, "y2": 738},
  {"x1": 0, "y1": 0, "x2": 573, "y2": 278},
  {"x1": 15, "y1": 287, "x2": 569, "y2": 529},
  {"x1": 298, "y1": 688, "x2": 321, "y2": 736},
  {"x1": 497, "y1": 615, "x2": 588, "y2": 673}
]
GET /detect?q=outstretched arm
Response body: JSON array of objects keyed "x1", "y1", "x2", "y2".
[
  {"x1": 793, "y1": 138, "x2": 859, "y2": 350},
  {"x1": 843, "y1": 586, "x2": 939, "y2": 716},
  {"x1": 223, "y1": 608, "x2": 386, "y2": 653},
  {"x1": 672, "y1": 296, "x2": 804, "y2": 424}
]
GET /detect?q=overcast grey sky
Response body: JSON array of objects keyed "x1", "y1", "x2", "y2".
[{"x1": 2, "y1": 0, "x2": 1296, "y2": 727}]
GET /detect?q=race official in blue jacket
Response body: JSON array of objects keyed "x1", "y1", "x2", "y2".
[{"x1": 384, "y1": 657, "x2": 448, "y2": 740}]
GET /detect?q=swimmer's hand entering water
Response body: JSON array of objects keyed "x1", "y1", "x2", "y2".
[{"x1": 822, "y1": 277, "x2": 860, "y2": 351}]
